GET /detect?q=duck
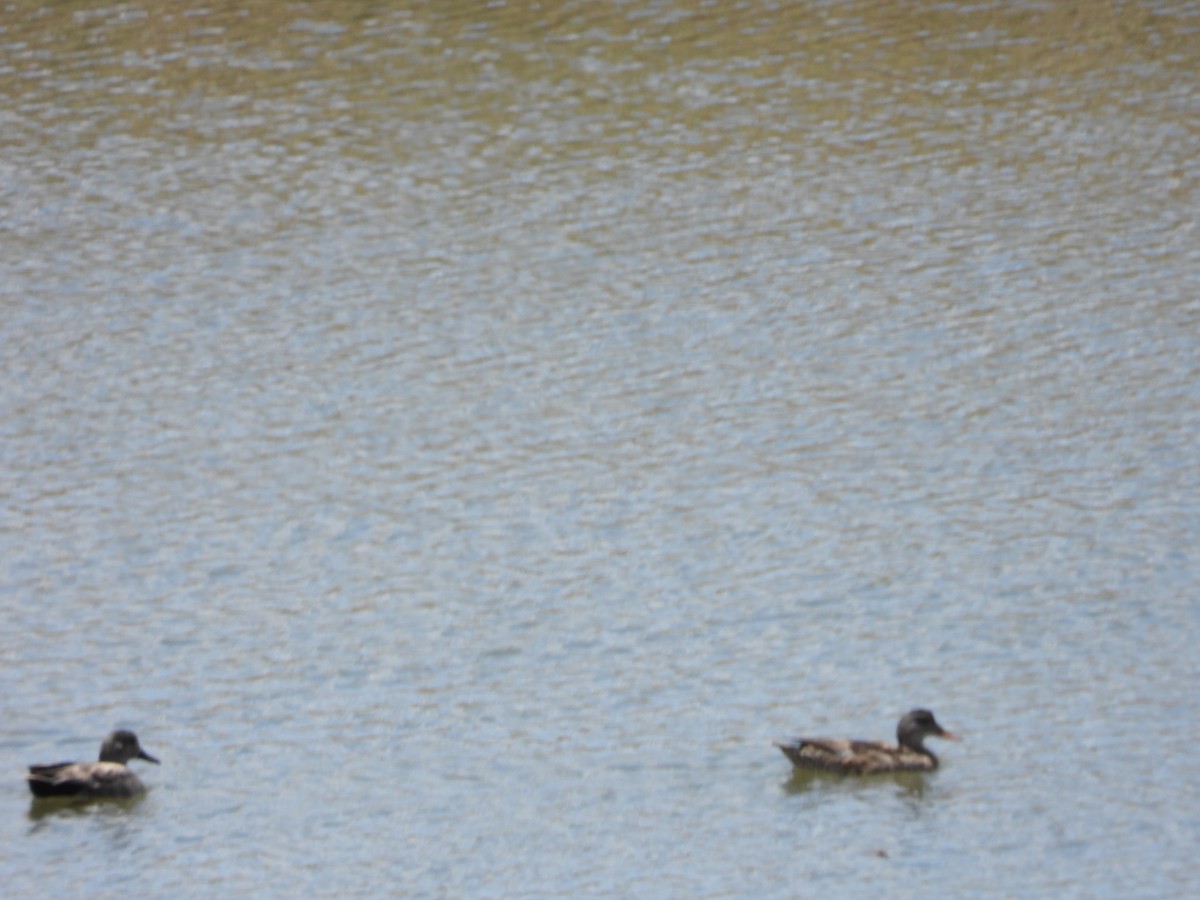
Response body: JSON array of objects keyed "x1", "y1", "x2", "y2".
[
  {"x1": 26, "y1": 730, "x2": 160, "y2": 799},
  {"x1": 774, "y1": 709, "x2": 960, "y2": 775}
]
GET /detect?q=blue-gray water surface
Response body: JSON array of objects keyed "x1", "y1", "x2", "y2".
[{"x1": 2, "y1": 1, "x2": 1198, "y2": 896}]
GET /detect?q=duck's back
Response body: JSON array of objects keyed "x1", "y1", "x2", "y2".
[
  {"x1": 27, "y1": 761, "x2": 146, "y2": 799},
  {"x1": 775, "y1": 737, "x2": 936, "y2": 775}
]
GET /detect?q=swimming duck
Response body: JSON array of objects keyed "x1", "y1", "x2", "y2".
[
  {"x1": 27, "y1": 730, "x2": 160, "y2": 799},
  {"x1": 775, "y1": 709, "x2": 960, "y2": 775}
]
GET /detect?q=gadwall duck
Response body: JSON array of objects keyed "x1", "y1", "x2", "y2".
[
  {"x1": 775, "y1": 709, "x2": 960, "y2": 775},
  {"x1": 27, "y1": 730, "x2": 160, "y2": 799}
]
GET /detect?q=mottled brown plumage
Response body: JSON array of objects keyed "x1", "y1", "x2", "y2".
[
  {"x1": 27, "y1": 730, "x2": 159, "y2": 799},
  {"x1": 775, "y1": 709, "x2": 960, "y2": 775}
]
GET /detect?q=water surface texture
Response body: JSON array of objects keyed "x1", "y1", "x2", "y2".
[{"x1": 2, "y1": 1, "x2": 1198, "y2": 896}]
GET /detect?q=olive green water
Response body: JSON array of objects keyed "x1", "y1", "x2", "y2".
[{"x1": 2, "y1": 1, "x2": 1198, "y2": 896}]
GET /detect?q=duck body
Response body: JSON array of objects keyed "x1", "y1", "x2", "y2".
[
  {"x1": 775, "y1": 709, "x2": 959, "y2": 776},
  {"x1": 27, "y1": 730, "x2": 159, "y2": 799},
  {"x1": 774, "y1": 737, "x2": 942, "y2": 774}
]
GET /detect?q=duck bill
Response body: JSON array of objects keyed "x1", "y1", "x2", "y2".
[
  {"x1": 138, "y1": 749, "x2": 161, "y2": 765},
  {"x1": 938, "y1": 730, "x2": 962, "y2": 742}
]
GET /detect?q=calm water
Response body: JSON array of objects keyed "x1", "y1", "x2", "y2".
[{"x1": 2, "y1": 1, "x2": 1198, "y2": 896}]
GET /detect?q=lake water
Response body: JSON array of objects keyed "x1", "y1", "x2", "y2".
[{"x1": 2, "y1": 1, "x2": 1198, "y2": 896}]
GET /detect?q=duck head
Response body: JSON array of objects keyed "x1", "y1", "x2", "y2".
[
  {"x1": 897, "y1": 709, "x2": 961, "y2": 753},
  {"x1": 99, "y1": 730, "x2": 159, "y2": 766}
]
